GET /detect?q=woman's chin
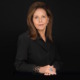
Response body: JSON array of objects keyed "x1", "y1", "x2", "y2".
[
  {"x1": 36, "y1": 26, "x2": 46, "y2": 31},
  {"x1": 37, "y1": 28, "x2": 45, "y2": 31}
]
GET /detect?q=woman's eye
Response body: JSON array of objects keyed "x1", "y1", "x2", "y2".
[
  {"x1": 42, "y1": 16, "x2": 46, "y2": 18},
  {"x1": 34, "y1": 16, "x2": 38, "y2": 19}
]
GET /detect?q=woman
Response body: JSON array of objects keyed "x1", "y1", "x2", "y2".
[{"x1": 14, "y1": 1, "x2": 62, "y2": 76}]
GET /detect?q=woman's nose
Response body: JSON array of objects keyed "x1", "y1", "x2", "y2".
[{"x1": 39, "y1": 18, "x2": 42, "y2": 22}]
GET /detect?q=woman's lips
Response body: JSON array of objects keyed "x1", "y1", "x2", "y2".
[{"x1": 38, "y1": 24, "x2": 44, "y2": 26}]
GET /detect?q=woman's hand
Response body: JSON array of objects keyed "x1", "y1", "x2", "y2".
[
  {"x1": 39, "y1": 65, "x2": 56, "y2": 76},
  {"x1": 44, "y1": 65, "x2": 56, "y2": 76}
]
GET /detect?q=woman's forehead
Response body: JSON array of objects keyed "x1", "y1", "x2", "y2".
[{"x1": 33, "y1": 8, "x2": 47, "y2": 16}]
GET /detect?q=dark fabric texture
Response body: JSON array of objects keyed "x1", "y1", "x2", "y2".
[{"x1": 14, "y1": 31, "x2": 62, "y2": 75}]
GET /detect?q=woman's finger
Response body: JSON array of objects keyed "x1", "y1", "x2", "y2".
[{"x1": 44, "y1": 73, "x2": 50, "y2": 76}]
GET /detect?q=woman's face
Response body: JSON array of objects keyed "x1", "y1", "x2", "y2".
[{"x1": 33, "y1": 8, "x2": 49, "y2": 32}]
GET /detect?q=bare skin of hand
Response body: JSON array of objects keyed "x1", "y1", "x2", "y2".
[
  {"x1": 39, "y1": 65, "x2": 56, "y2": 76},
  {"x1": 44, "y1": 65, "x2": 56, "y2": 76}
]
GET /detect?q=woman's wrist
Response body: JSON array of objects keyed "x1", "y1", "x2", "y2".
[{"x1": 34, "y1": 66, "x2": 40, "y2": 73}]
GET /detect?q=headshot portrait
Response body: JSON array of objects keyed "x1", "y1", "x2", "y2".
[
  {"x1": 14, "y1": 1, "x2": 62, "y2": 77},
  {"x1": 1, "y1": 0, "x2": 80, "y2": 79}
]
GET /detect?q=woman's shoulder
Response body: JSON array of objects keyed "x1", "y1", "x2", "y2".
[{"x1": 18, "y1": 30, "x2": 30, "y2": 40}]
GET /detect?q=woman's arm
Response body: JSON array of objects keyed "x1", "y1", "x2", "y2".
[
  {"x1": 14, "y1": 33, "x2": 39, "y2": 73},
  {"x1": 52, "y1": 44, "x2": 63, "y2": 73}
]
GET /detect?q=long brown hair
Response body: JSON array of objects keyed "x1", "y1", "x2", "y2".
[{"x1": 27, "y1": 1, "x2": 53, "y2": 43}]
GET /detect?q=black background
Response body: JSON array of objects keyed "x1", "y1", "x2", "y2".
[{"x1": 1, "y1": 0, "x2": 80, "y2": 79}]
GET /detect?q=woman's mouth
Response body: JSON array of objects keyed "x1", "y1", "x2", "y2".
[{"x1": 38, "y1": 24, "x2": 44, "y2": 26}]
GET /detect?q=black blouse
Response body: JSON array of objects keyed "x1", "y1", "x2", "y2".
[{"x1": 14, "y1": 31, "x2": 62, "y2": 75}]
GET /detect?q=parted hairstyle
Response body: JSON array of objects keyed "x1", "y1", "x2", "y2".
[{"x1": 27, "y1": 1, "x2": 53, "y2": 43}]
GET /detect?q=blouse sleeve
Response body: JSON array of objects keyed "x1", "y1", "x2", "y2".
[
  {"x1": 52, "y1": 43, "x2": 63, "y2": 73},
  {"x1": 14, "y1": 33, "x2": 39, "y2": 73}
]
